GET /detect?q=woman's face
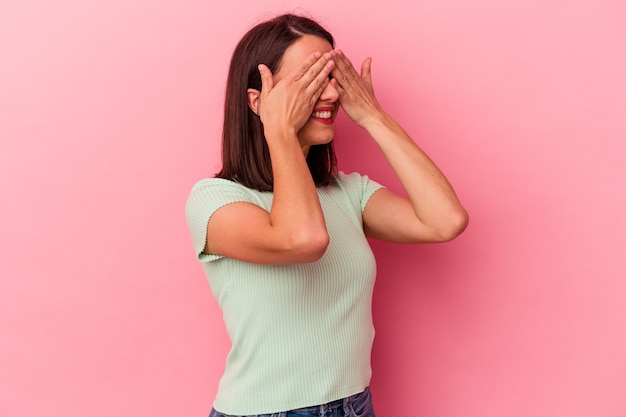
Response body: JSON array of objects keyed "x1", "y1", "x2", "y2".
[{"x1": 272, "y1": 35, "x2": 340, "y2": 155}]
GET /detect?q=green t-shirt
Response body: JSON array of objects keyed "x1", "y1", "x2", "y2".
[{"x1": 185, "y1": 171, "x2": 384, "y2": 415}]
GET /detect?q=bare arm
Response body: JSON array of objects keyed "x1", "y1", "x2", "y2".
[
  {"x1": 207, "y1": 52, "x2": 336, "y2": 263},
  {"x1": 330, "y1": 49, "x2": 468, "y2": 243}
]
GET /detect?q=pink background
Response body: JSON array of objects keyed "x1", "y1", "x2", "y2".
[{"x1": 2, "y1": 0, "x2": 625, "y2": 416}]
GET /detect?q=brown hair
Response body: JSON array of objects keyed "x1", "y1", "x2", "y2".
[{"x1": 215, "y1": 14, "x2": 337, "y2": 191}]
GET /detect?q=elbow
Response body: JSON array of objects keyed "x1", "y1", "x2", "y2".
[
  {"x1": 287, "y1": 228, "x2": 330, "y2": 263},
  {"x1": 436, "y1": 208, "x2": 469, "y2": 242}
]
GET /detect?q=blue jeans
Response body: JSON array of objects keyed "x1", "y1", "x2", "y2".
[{"x1": 209, "y1": 386, "x2": 376, "y2": 417}]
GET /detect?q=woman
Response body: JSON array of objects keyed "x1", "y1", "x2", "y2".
[{"x1": 186, "y1": 13, "x2": 468, "y2": 417}]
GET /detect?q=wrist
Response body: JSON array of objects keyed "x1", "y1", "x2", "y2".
[
  {"x1": 264, "y1": 125, "x2": 298, "y2": 144},
  {"x1": 361, "y1": 110, "x2": 393, "y2": 132}
]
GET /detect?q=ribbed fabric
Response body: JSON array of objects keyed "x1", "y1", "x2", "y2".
[{"x1": 185, "y1": 172, "x2": 384, "y2": 415}]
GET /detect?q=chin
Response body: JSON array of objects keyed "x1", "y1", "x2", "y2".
[
  {"x1": 317, "y1": 132, "x2": 335, "y2": 144},
  {"x1": 299, "y1": 127, "x2": 335, "y2": 147},
  {"x1": 301, "y1": 137, "x2": 334, "y2": 148}
]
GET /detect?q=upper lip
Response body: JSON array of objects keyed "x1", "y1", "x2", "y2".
[{"x1": 312, "y1": 106, "x2": 335, "y2": 113}]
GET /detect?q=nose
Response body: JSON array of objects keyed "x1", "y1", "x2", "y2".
[{"x1": 319, "y1": 78, "x2": 339, "y2": 103}]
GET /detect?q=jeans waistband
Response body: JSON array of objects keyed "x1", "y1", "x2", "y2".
[{"x1": 289, "y1": 386, "x2": 370, "y2": 413}]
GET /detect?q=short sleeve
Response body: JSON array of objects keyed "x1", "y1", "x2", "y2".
[
  {"x1": 185, "y1": 178, "x2": 257, "y2": 263},
  {"x1": 336, "y1": 171, "x2": 385, "y2": 213},
  {"x1": 358, "y1": 174, "x2": 385, "y2": 213}
]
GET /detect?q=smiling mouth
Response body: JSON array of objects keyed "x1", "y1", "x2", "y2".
[{"x1": 311, "y1": 110, "x2": 333, "y2": 119}]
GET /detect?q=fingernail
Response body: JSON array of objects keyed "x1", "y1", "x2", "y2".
[{"x1": 314, "y1": 52, "x2": 321, "y2": 59}]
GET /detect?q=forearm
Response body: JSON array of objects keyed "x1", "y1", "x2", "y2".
[
  {"x1": 266, "y1": 132, "x2": 329, "y2": 257},
  {"x1": 365, "y1": 112, "x2": 468, "y2": 238}
]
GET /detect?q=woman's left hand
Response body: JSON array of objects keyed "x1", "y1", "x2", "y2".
[{"x1": 330, "y1": 49, "x2": 384, "y2": 128}]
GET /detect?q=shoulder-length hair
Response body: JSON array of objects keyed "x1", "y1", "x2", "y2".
[{"x1": 215, "y1": 14, "x2": 337, "y2": 191}]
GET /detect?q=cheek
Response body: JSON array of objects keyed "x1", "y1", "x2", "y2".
[
  {"x1": 296, "y1": 120, "x2": 311, "y2": 138},
  {"x1": 297, "y1": 120, "x2": 335, "y2": 141}
]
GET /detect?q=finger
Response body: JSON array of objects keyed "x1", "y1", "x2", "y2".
[
  {"x1": 296, "y1": 52, "x2": 335, "y2": 95},
  {"x1": 258, "y1": 64, "x2": 274, "y2": 94},
  {"x1": 308, "y1": 77, "x2": 333, "y2": 104},
  {"x1": 330, "y1": 78, "x2": 346, "y2": 98},
  {"x1": 331, "y1": 49, "x2": 359, "y2": 83},
  {"x1": 292, "y1": 51, "x2": 323, "y2": 82},
  {"x1": 329, "y1": 59, "x2": 351, "y2": 89},
  {"x1": 304, "y1": 58, "x2": 335, "y2": 97}
]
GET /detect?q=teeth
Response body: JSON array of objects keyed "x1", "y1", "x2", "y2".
[{"x1": 312, "y1": 111, "x2": 332, "y2": 119}]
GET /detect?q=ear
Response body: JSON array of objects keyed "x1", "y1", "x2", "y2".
[{"x1": 247, "y1": 88, "x2": 261, "y2": 115}]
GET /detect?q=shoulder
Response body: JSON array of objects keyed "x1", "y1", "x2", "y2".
[
  {"x1": 335, "y1": 171, "x2": 364, "y2": 183},
  {"x1": 335, "y1": 171, "x2": 370, "y2": 189},
  {"x1": 333, "y1": 171, "x2": 385, "y2": 212},
  {"x1": 187, "y1": 177, "x2": 263, "y2": 201},
  {"x1": 189, "y1": 177, "x2": 250, "y2": 193},
  {"x1": 335, "y1": 171, "x2": 384, "y2": 193},
  {"x1": 186, "y1": 177, "x2": 267, "y2": 216}
]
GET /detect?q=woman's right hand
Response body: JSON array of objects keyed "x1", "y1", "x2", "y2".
[
  {"x1": 205, "y1": 52, "x2": 335, "y2": 265},
  {"x1": 256, "y1": 52, "x2": 335, "y2": 141}
]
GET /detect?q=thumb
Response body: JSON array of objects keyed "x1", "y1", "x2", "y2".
[
  {"x1": 258, "y1": 64, "x2": 273, "y2": 93},
  {"x1": 361, "y1": 57, "x2": 372, "y2": 82}
]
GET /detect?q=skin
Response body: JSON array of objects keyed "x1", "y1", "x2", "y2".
[
  {"x1": 248, "y1": 35, "x2": 339, "y2": 153},
  {"x1": 206, "y1": 35, "x2": 469, "y2": 264}
]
